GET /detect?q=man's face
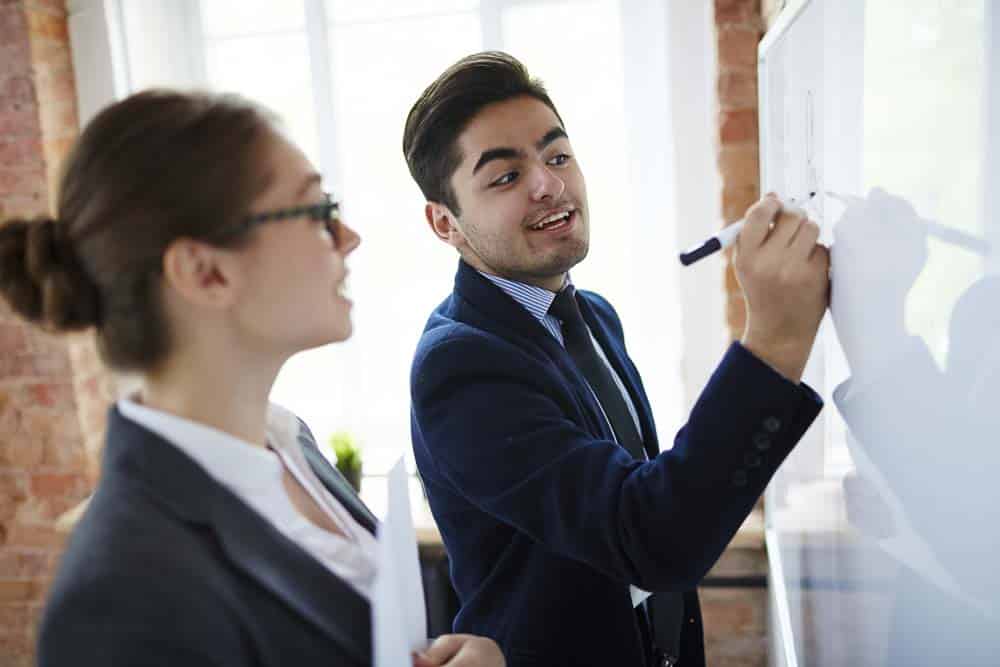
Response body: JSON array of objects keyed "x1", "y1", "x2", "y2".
[{"x1": 431, "y1": 95, "x2": 589, "y2": 291}]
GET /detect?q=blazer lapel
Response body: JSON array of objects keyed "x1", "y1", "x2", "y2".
[
  {"x1": 452, "y1": 261, "x2": 619, "y2": 444},
  {"x1": 105, "y1": 408, "x2": 373, "y2": 664},
  {"x1": 295, "y1": 422, "x2": 379, "y2": 535}
]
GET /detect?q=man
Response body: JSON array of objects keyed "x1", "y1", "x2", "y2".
[{"x1": 403, "y1": 52, "x2": 828, "y2": 667}]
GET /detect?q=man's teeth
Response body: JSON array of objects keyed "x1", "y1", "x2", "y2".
[{"x1": 531, "y1": 211, "x2": 571, "y2": 230}]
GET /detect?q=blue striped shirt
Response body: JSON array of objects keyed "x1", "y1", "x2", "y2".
[
  {"x1": 479, "y1": 270, "x2": 653, "y2": 607},
  {"x1": 478, "y1": 271, "x2": 644, "y2": 441}
]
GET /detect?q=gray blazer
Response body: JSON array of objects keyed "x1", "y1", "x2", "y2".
[{"x1": 38, "y1": 406, "x2": 379, "y2": 666}]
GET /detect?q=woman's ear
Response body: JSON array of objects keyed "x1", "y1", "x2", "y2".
[{"x1": 161, "y1": 238, "x2": 242, "y2": 310}]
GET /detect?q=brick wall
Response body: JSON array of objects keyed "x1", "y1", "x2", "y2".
[
  {"x1": 702, "y1": 1, "x2": 769, "y2": 666},
  {"x1": 0, "y1": 2, "x2": 113, "y2": 664},
  {"x1": 715, "y1": 0, "x2": 765, "y2": 342}
]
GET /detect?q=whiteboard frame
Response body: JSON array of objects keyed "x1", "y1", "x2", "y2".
[{"x1": 757, "y1": 5, "x2": 818, "y2": 666}]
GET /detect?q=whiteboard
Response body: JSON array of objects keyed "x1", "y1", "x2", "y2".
[{"x1": 759, "y1": 1, "x2": 999, "y2": 665}]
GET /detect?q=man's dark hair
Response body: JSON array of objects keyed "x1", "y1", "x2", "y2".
[{"x1": 402, "y1": 51, "x2": 563, "y2": 216}]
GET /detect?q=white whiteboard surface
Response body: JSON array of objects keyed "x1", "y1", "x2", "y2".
[{"x1": 760, "y1": 2, "x2": 999, "y2": 665}]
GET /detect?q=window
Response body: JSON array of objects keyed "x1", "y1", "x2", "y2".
[{"x1": 79, "y1": 0, "x2": 704, "y2": 516}]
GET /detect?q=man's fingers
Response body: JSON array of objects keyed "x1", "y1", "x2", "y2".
[
  {"x1": 790, "y1": 218, "x2": 821, "y2": 255},
  {"x1": 413, "y1": 653, "x2": 439, "y2": 667},
  {"x1": 809, "y1": 243, "x2": 831, "y2": 270},
  {"x1": 421, "y1": 635, "x2": 466, "y2": 663},
  {"x1": 739, "y1": 196, "x2": 782, "y2": 249},
  {"x1": 769, "y1": 206, "x2": 807, "y2": 247}
]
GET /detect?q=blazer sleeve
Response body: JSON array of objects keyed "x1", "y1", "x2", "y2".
[{"x1": 412, "y1": 333, "x2": 821, "y2": 591}]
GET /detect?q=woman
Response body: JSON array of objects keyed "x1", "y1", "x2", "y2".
[{"x1": 0, "y1": 90, "x2": 502, "y2": 667}]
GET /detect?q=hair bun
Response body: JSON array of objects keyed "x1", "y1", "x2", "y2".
[{"x1": 0, "y1": 217, "x2": 101, "y2": 330}]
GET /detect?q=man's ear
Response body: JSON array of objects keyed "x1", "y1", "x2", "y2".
[
  {"x1": 161, "y1": 238, "x2": 241, "y2": 310},
  {"x1": 425, "y1": 202, "x2": 465, "y2": 249}
]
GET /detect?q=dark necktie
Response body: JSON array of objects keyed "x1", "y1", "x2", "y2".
[
  {"x1": 550, "y1": 287, "x2": 685, "y2": 664},
  {"x1": 549, "y1": 286, "x2": 645, "y2": 460}
]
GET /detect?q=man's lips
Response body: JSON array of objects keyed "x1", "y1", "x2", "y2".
[{"x1": 527, "y1": 207, "x2": 576, "y2": 232}]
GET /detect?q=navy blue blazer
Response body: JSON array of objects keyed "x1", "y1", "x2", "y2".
[
  {"x1": 410, "y1": 261, "x2": 822, "y2": 666},
  {"x1": 38, "y1": 407, "x2": 379, "y2": 666}
]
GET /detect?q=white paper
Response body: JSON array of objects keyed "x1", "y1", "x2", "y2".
[{"x1": 373, "y1": 458, "x2": 428, "y2": 666}]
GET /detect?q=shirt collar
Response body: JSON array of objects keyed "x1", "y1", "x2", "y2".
[
  {"x1": 477, "y1": 270, "x2": 572, "y2": 324},
  {"x1": 117, "y1": 396, "x2": 301, "y2": 499}
]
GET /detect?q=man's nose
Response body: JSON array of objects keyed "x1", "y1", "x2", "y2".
[{"x1": 530, "y1": 164, "x2": 566, "y2": 202}]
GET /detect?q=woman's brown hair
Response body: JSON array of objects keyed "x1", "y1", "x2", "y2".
[{"x1": 0, "y1": 89, "x2": 278, "y2": 371}]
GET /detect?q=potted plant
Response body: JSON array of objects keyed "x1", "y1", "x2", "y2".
[{"x1": 329, "y1": 430, "x2": 362, "y2": 494}]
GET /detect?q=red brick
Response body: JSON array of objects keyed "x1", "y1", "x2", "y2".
[
  {"x1": 720, "y1": 109, "x2": 758, "y2": 144},
  {"x1": 718, "y1": 69, "x2": 758, "y2": 109},
  {"x1": 28, "y1": 473, "x2": 85, "y2": 497},
  {"x1": 32, "y1": 67, "x2": 73, "y2": 105},
  {"x1": 26, "y1": 30, "x2": 71, "y2": 68},
  {"x1": 0, "y1": 137, "x2": 44, "y2": 169},
  {"x1": 38, "y1": 98, "x2": 76, "y2": 140},
  {"x1": 0, "y1": 323, "x2": 29, "y2": 353},
  {"x1": 0, "y1": 603, "x2": 35, "y2": 637},
  {"x1": 0, "y1": 580, "x2": 40, "y2": 603},
  {"x1": 0, "y1": 167, "x2": 45, "y2": 198},
  {"x1": 42, "y1": 415, "x2": 84, "y2": 468},
  {"x1": 0, "y1": 194, "x2": 47, "y2": 218},
  {"x1": 717, "y1": 26, "x2": 761, "y2": 69},
  {"x1": 9, "y1": 352, "x2": 70, "y2": 378},
  {"x1": 42, "y1": 132, "x2": 77, "y2": 165},
  {"x1": 0, "y1": 551, "x2": 51, "y2": 579},
  {"x1": 4, "y1": 412, "x2": 50, "y2": 469},
  {"x1": 24, "y1": 0, "x2": 67, "y2": 12},
  {"x1": 0, "y1": 42, "x2": 31, "y2": 81},
  {"x1": 722, "y1": 184, "x2": 760, "y2": 222},
  {"x1": 3, "y1": 521, "x2": 66, "y2": 549},
  {"x1": 0, "y1": 76, "x2": 37, "y2": 113},
  {"x1": 0, "y1": 473, "x2": 27, "y2": 520},
  {"x1": 715, "y1": 0, "x2": 760, "y2": 27},
  {"x1": 25, "y1": 382, "x2": 74, "y2": 409},
  {"x1": 17, "y1": 493, "x2": 86, "y2": 522},
  {"x1": 726, "y1": 290, "x2": 747, "y2": 338},
  {"x1": 0, "y1": 4, "x2": 28, "y2": 47},
  {"x1": 717, "y1": 146, "x2": 760, "y2": 190},
  {"x1": 25, "y1": 9, "x2": 67, "y2": 42},
  {"x1": 701, "y1": 588, "x2": 766, "y2": 638},
  {"x1": 0, "y1": 107, "x2": 39, "y2": 137}
]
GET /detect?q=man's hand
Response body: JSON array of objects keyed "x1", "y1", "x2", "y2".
[
  {"x1": 734, "y1": 193, "x2": 830, "y2": 382},
  {"x1": 412, "y1": 634, "x2": 505, "y2": 667}
]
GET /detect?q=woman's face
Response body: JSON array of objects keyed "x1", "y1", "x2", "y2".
[{"x1": 229, "y1": 131, "x2": 360, "y2": 355}]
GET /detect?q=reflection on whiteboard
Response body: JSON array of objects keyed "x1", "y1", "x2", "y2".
[{"x1": 760, "y1": 1, "x2": 999, "y2": 665}]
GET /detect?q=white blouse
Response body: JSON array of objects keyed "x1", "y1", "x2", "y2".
[{"x1": 118, "y1": 397, "x2": 378, "y2": 600}]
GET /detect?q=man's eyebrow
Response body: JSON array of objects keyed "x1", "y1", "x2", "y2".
[
  {"x1": 470, "y1": 127, "x2": 569, "y2": 176},
  {"x1": 296, "y1": 172, "x2": 323, "y2": 198},
  {"x1": 472, "y1": 148, "x2": 524, "y2": 175},
  {"x1": 536, "y1": 126, "x2": 568, "y2": 150}
]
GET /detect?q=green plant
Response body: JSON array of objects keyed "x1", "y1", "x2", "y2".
[{"x1": 329, "y1": 430, "x2": 362, "y2": 492}]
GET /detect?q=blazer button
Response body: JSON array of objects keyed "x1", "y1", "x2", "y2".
[
  {"x1": 732, "y1": 470, "x2": 748, "y2": 487},
  {"x1": 763, "y1": 416, "x2": 781, "y2": 433},
  {"x1": 658, "y1": 652, "x2": 679, "y2": 667},
  {"x1": 745, "y1": 452, "x2": 762, "y2": 468},
  {"x1": 752, "y1": 432, "x2": 772, "y2": 451}
]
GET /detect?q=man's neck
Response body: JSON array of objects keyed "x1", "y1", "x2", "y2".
[{"x1": 468, "y1": 261, "x2": 567, "y2": 293}]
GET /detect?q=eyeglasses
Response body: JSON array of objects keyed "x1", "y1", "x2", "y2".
[{"x1": 211, "y1": 193, "x2": 343, "y2": 246}]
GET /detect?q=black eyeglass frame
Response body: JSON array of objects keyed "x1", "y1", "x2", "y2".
[{"x1": 210, "y1": 193, "x2": 342, "y2": 244}]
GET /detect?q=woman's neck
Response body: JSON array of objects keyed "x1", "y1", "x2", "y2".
[{"x1": 138, "y1": 345, "x2": 286, "y2": 448}]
